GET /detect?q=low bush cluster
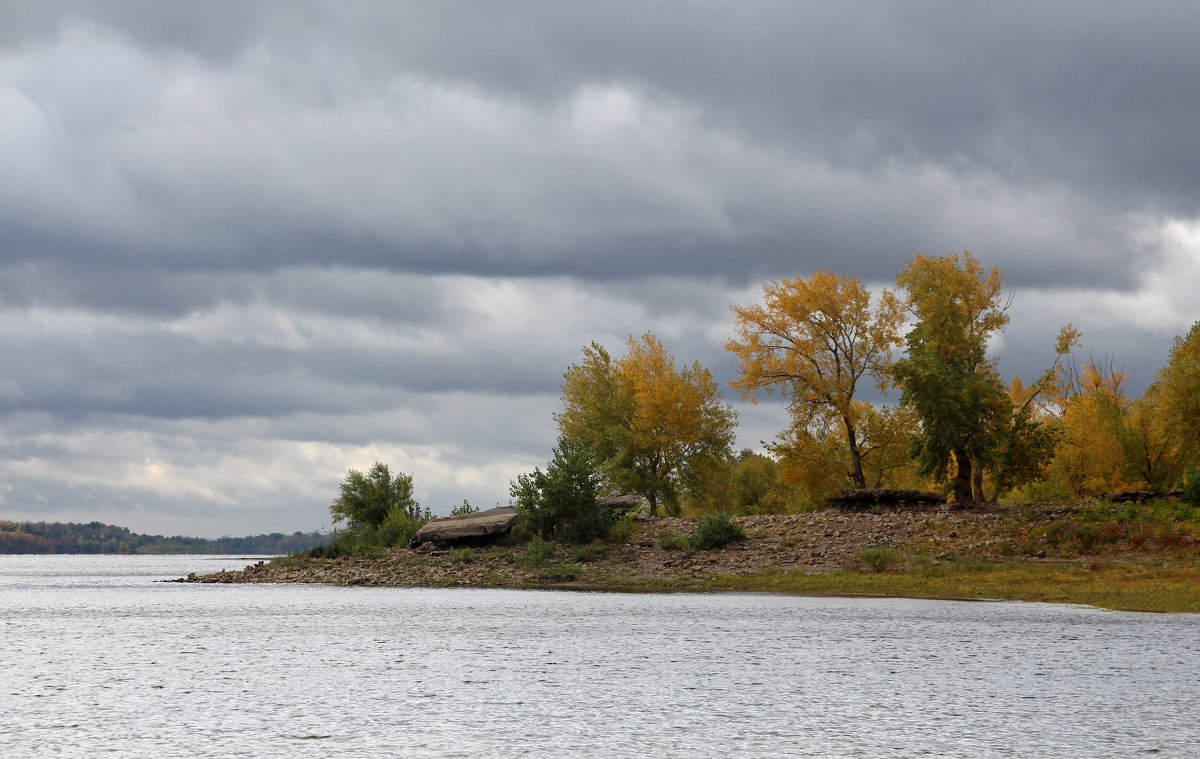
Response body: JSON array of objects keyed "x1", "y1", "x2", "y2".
[{"x1": 688, "y1": 510, "x2": 745, "y2": 550}]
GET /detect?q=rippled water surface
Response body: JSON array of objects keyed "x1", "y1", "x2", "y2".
[{"x1": 2, "y1": 555, "x2": 1197, "y2": 757}]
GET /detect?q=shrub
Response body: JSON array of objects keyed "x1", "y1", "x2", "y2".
[
  {"x1": 856, "y1": 545, "x2": 903, "y2": 572},
  {"x1": 376, "y1": 506, "x2": 426, "y2": 547},
  {"x1": 519, "y1": 536, "x2": 554, "y2": 567},
  {"x1": 688, "y1": 510, "x2": 746, "y2": 550},
  {"x1": 607, "y1": 514, "x2": 634, "y2": 544},
  {"x1": 511, "y1": 437, "x2": 613, "y2": 544},
  {"x1": 331, "y1": 462, "x2": 429, "y2": 529},
  {"x1": 1183, "y1": 469, "x2": 1200, "y2": 508},
  {"x1": 570, "y1": 541, "x2": 609, "y2": 563}
]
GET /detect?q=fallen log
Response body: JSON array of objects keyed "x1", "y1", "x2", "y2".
[{"x1": 827, "y1": 488, "x2": 944, "y2": 507}]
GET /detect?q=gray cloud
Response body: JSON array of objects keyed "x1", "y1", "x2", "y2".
[{"x1": 0, "y1": 2, "x2": 1196, "y2": 535}]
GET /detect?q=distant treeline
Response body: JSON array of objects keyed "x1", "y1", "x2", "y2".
[{"x1": 0, "y1": 520, "x2": 330, "y2": 555}]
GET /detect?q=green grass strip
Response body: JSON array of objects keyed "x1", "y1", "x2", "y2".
[{"x1": 709, "y1": 561, "x2": 1200, "y2": 613}]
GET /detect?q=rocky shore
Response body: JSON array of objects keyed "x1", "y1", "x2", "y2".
[{"x1": 181, "y1": 502, "x2": 1195, "y2": 590}]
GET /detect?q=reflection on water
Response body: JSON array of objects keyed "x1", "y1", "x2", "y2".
[{"x1": 1, "y1": 555, "x2": 1197, "y2": 758}]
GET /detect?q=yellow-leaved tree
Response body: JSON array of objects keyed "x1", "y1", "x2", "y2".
[
  {"x1": 1046, "y1": 360, "x2": 1134, "y2": 497},
  {"x1": 557, "y1": 333, "x2": 737, "y2": 516},
  {"x1": 1142, "y1": 321, "x2": 1200, "y2": 479},
  {"x1": 726, "y1": 271, "x2": 905, "y2": 490}
]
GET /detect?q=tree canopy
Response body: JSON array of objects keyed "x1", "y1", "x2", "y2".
[
  {"x1": 557, "y1": 332, "x2": 737, "y2": 516},
  {"x1": 1146, "y1": 321, "x2": 1200, "y2": 474},
  {"x1": 727, "y1": 270, "x2": 904, "y2": 488},
  {"x1": 330, "y1": 461, "x2": 424, "y2": 529},
  {"x1": 890, "y1": 251, "x2": 1012, "y2": 503}
]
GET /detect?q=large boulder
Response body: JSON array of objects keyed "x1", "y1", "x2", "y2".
[
  {"x1": 597, "y1": 494, "x2": 645, "y2": 516},
  {"x1": 411, "y1": 506, "x2": 520, "y2": 547}
]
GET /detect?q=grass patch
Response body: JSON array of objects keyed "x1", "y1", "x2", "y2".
[
  {"x1": 658, "y1": 531, "x2": 688, "y2": 550},
  {"x1": 448, "y1": 547, "x2": 476, "y2": 563},
  {"x1": 855, "y1": 545, "x2": 904, "y2": 573},
  {"x1": 709, "y1": 561, "x2": 1200, "y2": 613}
]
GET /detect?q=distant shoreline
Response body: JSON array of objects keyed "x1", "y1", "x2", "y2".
[
  {"x1": 0, "y1": 520, "x2": 328, "y2": 555},
  {"x1": 183, "y1": 502, "x2": 1200, "y2": 613}
]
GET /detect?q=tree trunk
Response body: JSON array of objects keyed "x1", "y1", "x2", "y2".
[
  {"x1": 647, "y1": 492, "x2": 658, "y2": 518},
  {"x1": 844, "y1": 418, "x2": 867, "y2": 489},
  {"x1": 952, "y1": 447, "x2": 974, "y2": 504},
  {"x1": 973, "y1": 465, "x2": 987, "y2": 504}
]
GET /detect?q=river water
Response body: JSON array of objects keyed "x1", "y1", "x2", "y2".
[{"x1": 1, "y1": 555, "x2": 1197, "y2": 758}]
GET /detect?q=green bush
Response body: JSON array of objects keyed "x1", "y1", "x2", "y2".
[
  {"x1": 1183, "y1": 469, "x2": 1200, "y2": 508},
  {"x1": 607, "y1": 514, "x2": 634, "y2": 544},
  {"x1": 330, "y1": 461, "x2": 429, "y2": 529},
  {"x1": 510, "y1": 437, "x2": 613, "y2": 544},
  {"x1": 688, "y1": 510, "x2": 745, "y2": 550},
  {"x1": 856, "y1": 545, "x2": 903, "y2": 572},
  {"x1": 570, "y1": 541, "x2": 610, "y2": 563},
  {"x1": 519, "y1": 535, "x2": 554, "y2": 566},
  {"x1": 321, "y1": 504, "x2": 429, "y2": 558},
  {"x1": 376, "y1": 506, "x2": 426, "y2": 547}
]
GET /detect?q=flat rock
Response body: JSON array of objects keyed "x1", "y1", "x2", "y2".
[
  {"x1": 412, "y1": 506, "x2": 519, "y2": 546},
  {"x1": 598, "y1": 495, "x2": 645, "y2": 514}
]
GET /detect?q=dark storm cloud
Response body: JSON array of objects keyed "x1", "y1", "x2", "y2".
[
  {"x1": 0, "y1": 0, "x2": 266, "y2": 60},
  {"x1": 2, "y1": 2, "x2": 1197, "y2": 536},
  {"x1": 4, "y1": 1, "x2": 1196, "y2": 294}
]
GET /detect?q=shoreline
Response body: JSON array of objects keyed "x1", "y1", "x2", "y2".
[{"x1": 183, "y1": 503, "x2": 1200, "y2": 613}]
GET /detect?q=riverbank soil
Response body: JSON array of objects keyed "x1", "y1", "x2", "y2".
[{"x1": 188, "y1": 502, "x2": 1200, "y2": 612}]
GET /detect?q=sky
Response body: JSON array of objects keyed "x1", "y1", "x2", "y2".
[{"x1": 2, "y1": 1, "x2": 1198, "y2": 538}]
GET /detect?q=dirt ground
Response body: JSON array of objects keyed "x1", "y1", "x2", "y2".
[{"x1": 185, "y1": 503, "x2": 1143, "y2": 589}]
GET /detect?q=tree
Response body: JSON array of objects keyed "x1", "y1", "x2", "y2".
[
  {"x1": 510, "y1": 436, "x2": 611, "y2": 543},
  {"x1": 977, "y1": 326, "x2": 1080, "y2": 500},
  {"x1": 557, "y1": 333, "x2": 737, "y2": 516},
  {"x1": 330, "y1": 462, "x2": 425, "y2": 529},
  {"x1": 1144, "y1": 321, "x2": 1200, "y2": 477},
  {"x1": 985, "y1": 377, "x2": 1062, "y2": 498},
  {"x1": 1125, "y1": 396, "x2": 1174, "y2": 489},
  {"x1": 771, "y1": 400, "x2": 922, "y2": 499},
  {"x1": 890, "y1": 251, "x2": 1010, "y2": 504},
  {"x1": 726, "y1": 449, "x2": 787, "y2": 515},
  {"x1": 1046, "y1": 362, "x2": 1133, "y2": 497},
  {"x1": 727, "y1": 271, "x2": 904, "y2": 488}
]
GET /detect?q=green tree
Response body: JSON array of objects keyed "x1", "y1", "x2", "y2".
[
  {"x1": 727, "y1": 270, "x2": 904, "y2": 488},
  {"x1": 330, "y1": 462, "x2": 426, "y2": 529},
  {"x1": 511, "y1": 437, "x2": 612, "y2": 543},
  {"x1": 557, "y1": 333, "x2": 737, "y2": 516},
  {"x1": 890, "y1": 251, "x2": 1010, "y2": 504},
  {"x1": 451, "y1": 499, "x2": 479, "y2": 516}
]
